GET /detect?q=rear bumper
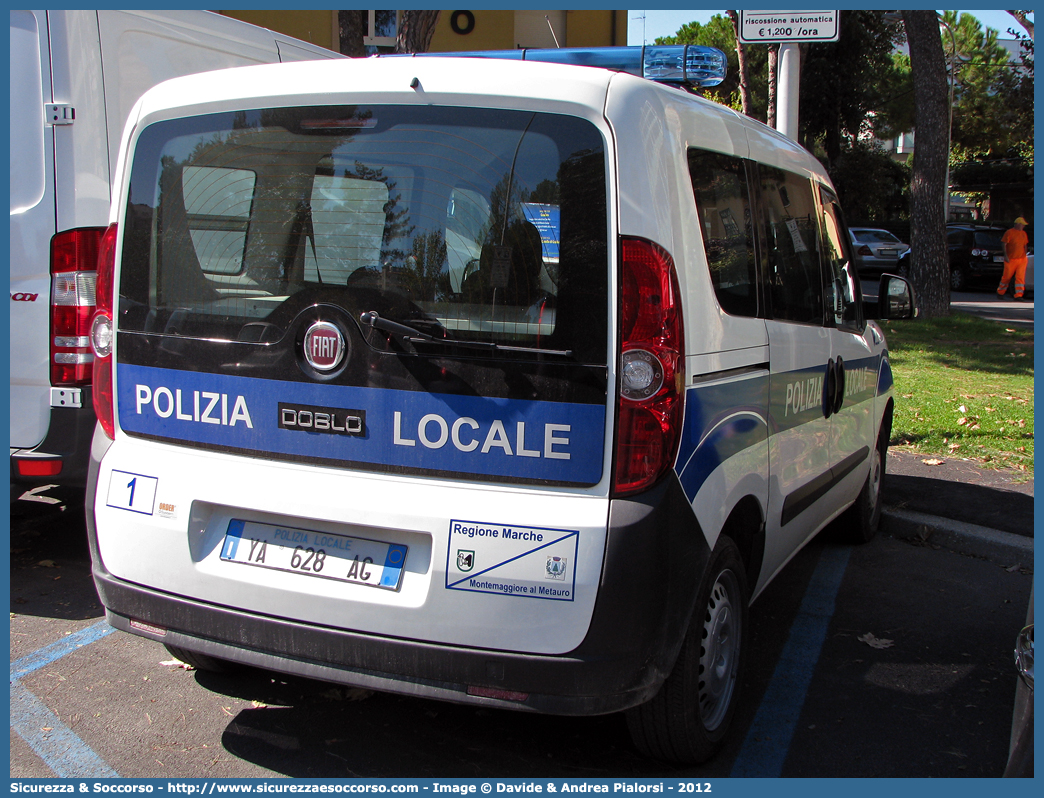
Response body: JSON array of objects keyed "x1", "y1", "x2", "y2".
[
  {"x1": 955, "y1": 259, "x2": 1004, "y2": 284},
  {"x1": 87, "y1": 473, "x2": 709, "y2": 716},
  {"x1": 11, "y1": 394, "x2": 96, "y2": 489},
  {"x1": 968, "y1": 261, "x2": 1004, "y2": 277}
]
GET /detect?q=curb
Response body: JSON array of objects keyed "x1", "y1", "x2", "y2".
[{"x1": 881, "y1": 506, "x2": 1033, "y2": 567}]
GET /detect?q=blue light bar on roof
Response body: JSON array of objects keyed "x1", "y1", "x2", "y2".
[{"x1": 385, "y1": 45, "x2": 728, "y2": 89}]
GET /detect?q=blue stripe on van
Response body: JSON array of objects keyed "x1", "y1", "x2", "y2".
[
  {"x1": 116, "y1": 363, "x2": 605, "y2": 485},
  {"x1": 675, "y1": 353, "x2": 883, "y2": 505},
  {"x1": 878, "y1": 356, "x2": 893, "y2": 394},
  {"x1": 675, "y1": 374, "x2": 770, "y2": 505}
]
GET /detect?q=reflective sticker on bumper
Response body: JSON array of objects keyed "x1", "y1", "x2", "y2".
[{"x1": 445, "y1": 520, "x2": 579, "y2": 601}]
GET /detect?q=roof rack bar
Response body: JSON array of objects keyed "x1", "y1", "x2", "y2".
[{"x1": 383, "y1": 45, "x2": 727, "y2": 89}]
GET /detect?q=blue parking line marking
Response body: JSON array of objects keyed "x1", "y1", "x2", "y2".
[
  {"x1": 730, "y1": 544, "x2": 852, "y2": 777},
  {"x1": 10, "y1": 620, "x2": 115, "y2": 681},
  {"x1": 10, "y1": 681, "x2": 120, "y2": 778},
  {"x1": 10, "y1": 619, "x2": 119, "y2": 777}
]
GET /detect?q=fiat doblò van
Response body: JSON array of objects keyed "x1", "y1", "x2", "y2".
[{"x1": 86, "y1": 47, "x2": 915, "y2": 763}]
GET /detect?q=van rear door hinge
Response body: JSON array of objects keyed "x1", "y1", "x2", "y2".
[
  {"x1": 51, "y1": 387, "x2": 82, "y2": 408},
  {"x1": 44, "y1": 104, "x2": 75, "y2": 126}
]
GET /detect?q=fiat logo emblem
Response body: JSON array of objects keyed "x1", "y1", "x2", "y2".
[{"x1": 302, "y1": 321, "x2": 345, "y2": 372}]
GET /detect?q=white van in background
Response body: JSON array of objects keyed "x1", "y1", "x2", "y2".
[{"x1": 9, "y1": 9, "x2": 340, "y2": 493}]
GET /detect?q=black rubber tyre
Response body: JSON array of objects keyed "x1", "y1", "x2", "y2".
[
  {"x1": 626, "y1": 536, "x2": 749, "y2": 764},
  {"x1": 839, "y1": 425, "x2": 887, "y2": 544},
  {"x1": 896, "y1": 253, "x2": 911, "y2": 279},
  {"x1": 950, "y1": 266, "x2": 967, "y2": 291},
  {"x1": 164, "y1": 644, "x2": 239, "y2": 674}
]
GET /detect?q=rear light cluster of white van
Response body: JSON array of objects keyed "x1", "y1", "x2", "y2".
[
  {"x1": 613, "y1": 238, "x2": 684, "y2": 496},
  {"x1": 50, "y1": 228, "x2": 105, "y2": 386},
  {"x1": 90, "y1": 224, "x2": 118, "y2": 439}
]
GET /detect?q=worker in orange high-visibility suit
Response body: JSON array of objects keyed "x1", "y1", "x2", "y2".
[{"x1": 998, "y1": 217, "x2": 1030, "y2": 299}]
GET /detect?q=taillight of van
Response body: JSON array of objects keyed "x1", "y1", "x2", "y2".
[
  {"x1": 50, "y1": 228, "x2": 105, "y2": 386},
  {"x1": 609, "y1": 237, "x2": 684, "y2": 495},
  {"x1": 613, "y1": 238, "x2": 684, "y2": 496},
  {"x1": 90, "y1": 224, "x2": 118, "y2": 439}
]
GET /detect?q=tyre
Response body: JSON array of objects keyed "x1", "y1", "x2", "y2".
[
  {"x1": 164, "y1": 644, "x2": 239, "y2": 674},
  {"x1": 896, "y1": 253, "x2": 911, "y2": 279},
  {"x1": 950, "y1": 266, "x2": 966, "y2": 291},
  {"x1": 838, "y1": 424, "x2": 887, "y2": 544},
  {"x1": 626, "y1": 536, "x2": 749, "y2": 764}
]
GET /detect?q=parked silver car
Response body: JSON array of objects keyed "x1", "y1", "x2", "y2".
[{"x1": 849, "y1": 227, "x2": 910, "y2": 275}]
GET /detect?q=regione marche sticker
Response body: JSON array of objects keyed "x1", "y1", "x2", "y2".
[{"x1": 446, "y1": 520, "x2": 578, "y2": 601}]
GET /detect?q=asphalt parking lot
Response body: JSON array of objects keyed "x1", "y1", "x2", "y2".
[{"x1": 9, "y1": 466, "x2": 1033, "y2": 780}]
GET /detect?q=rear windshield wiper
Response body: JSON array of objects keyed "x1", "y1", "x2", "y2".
[{"x1": 359, "y1": 311, "x2": 572, "y2": 357}]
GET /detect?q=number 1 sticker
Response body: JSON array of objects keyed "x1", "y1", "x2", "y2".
[{"x1": 106, "y1": 470, "x2": 159, "y2": 515}]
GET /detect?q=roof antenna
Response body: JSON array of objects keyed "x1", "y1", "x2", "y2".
[{"x1": 545, "y1": 15, "x2": 561, "y2": 48}]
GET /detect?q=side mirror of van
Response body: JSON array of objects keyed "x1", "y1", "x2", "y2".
[{"x1": 867, "y1": 274, "x2": 917, "y2": 320}]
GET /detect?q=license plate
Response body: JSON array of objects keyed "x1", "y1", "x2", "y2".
[
  {"x1": 880, "y1": 248, "x2": 897, "y2": 257},
  {"x1": 220, "y1": 519, "x2": 408, "y2": 591},
  {"x1": 994, "y1": 255, "x2": 1005, "y2": 263}
]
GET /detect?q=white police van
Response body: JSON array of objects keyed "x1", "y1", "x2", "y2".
[{"x1": 86, "y1": 46, "x2": 915, "y2": 763}]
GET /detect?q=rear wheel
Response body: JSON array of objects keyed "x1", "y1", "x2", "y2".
[
  {"x1": 164, "y1": 644, "x2": 239, "y2": 674},
  {"x1": 896, "y1": 253, "x2": 911, "y2": 279},
  {"x1": 626, "y1": 536, "x2": 749, "y2": 764},
  {"x1": 950, "y1": 266, "x2": 967, "y2": 291}
]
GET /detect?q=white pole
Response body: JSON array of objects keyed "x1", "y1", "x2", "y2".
[{"x1": 776, "y1": 42, "x2": 801, "y2": 141}]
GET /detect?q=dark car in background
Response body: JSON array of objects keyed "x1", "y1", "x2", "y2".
[
  {"x1": 946, "y1": 224, "x2": 1006, "y2": 291},
  {"x1": 849, "y1": 227, "x2": 910, "y2": 275}
]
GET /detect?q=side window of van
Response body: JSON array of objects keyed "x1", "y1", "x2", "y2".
[
  {"x1": 757, "y1": 166, "x2": 823, "y2": 325},
  {"x1": 687, "y1": 150, "x2": 758, "y2": 317},
  {"x1": 817, "y1": 186, "x2": 862, "y2": 330}
]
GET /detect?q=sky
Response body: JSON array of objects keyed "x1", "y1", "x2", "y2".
[{"x1": 626, "y1": 9, "x2": 1034, "y2": 45}]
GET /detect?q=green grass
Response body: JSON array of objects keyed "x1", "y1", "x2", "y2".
[{"x1": 882, "y1": 312, "x2": 1034, "y2": 474}]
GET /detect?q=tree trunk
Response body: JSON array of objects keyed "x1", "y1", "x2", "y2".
[
  {"x1": 1007, "y1": 10, "x2": 1034, "y2": 40},
  {"x1": 727, "y1": 11, "x2": 754, "y2": 117},
  {"x1": 337, "y1": 10, "x2": 366, "y2": 58},
  {"x1": 767, "y1": 44, "x2": 778, "y2": 129},
  {"x1": 903, "y1": 11, "x2": 951, "y2": 317},
  {"x1": 396, "y1": 10, "x2": 441, "y2": 54},
  {"x1": 338, "y1": 9, "x2": 367, "y2": 57}
]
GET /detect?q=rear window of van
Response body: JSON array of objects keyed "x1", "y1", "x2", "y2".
[{"x1": 118, "y1": 106, "x2": 609, "y2": 364}]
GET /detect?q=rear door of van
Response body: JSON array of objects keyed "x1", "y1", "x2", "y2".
[
  {"x1": 97, "y1": 94, "x2": 613, "y2": 654},
  {"x1": 9, "y1": 10, "x2": 55, "y2": 451}
]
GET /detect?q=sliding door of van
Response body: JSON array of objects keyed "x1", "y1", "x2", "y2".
[
  {"x1": 818, "y1": 186, "x2": 874, "y2": 507},
  {"x1": 758, "y1": 165, "x2": 835, "y2": 578}
]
